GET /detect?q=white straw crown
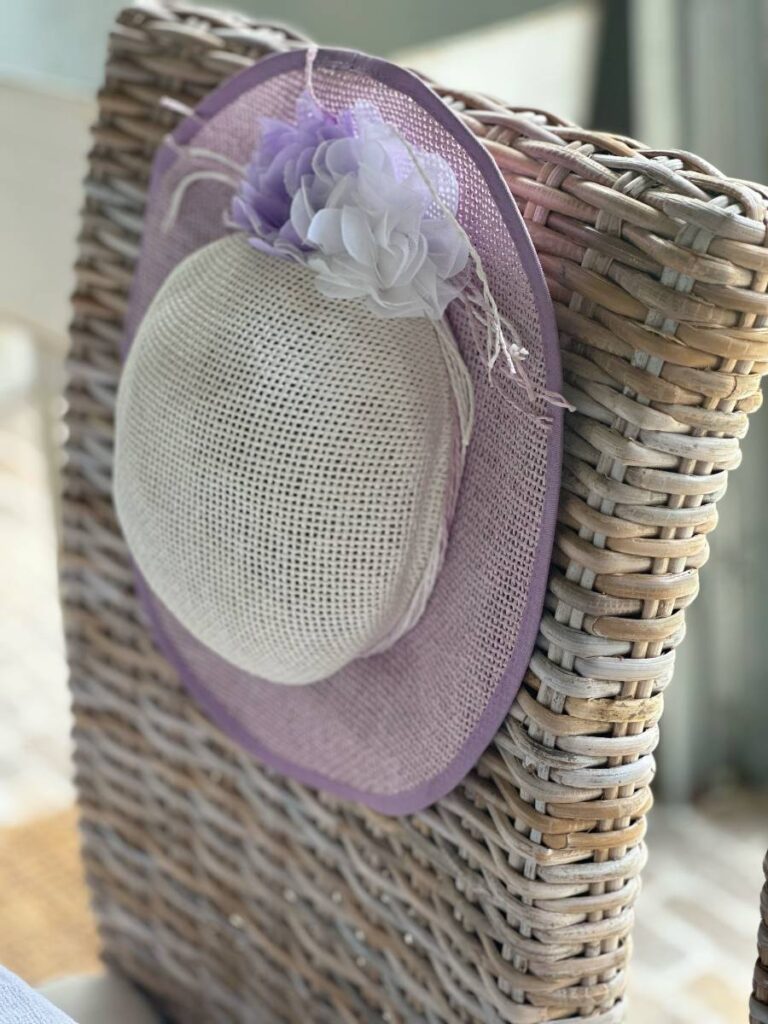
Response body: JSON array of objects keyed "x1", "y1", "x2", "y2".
[{"x1": 114, "y1": 234, "x2": 473, "y2": 684}]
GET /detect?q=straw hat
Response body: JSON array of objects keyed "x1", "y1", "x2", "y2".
[{"x1": 114, "y1": 47, "x2": 563, "y2": 814}]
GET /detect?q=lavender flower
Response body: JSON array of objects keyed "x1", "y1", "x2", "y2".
[
  {"x1": 231, "y1": 91, "x2": 353, "y2": 256},
  {"x1": 232, "y1": 92, "x2": 469, "y2": 319}
]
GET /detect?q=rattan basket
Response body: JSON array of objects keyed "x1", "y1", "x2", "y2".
[
  {"x1": 63, "y1": 4, "x2": 768, "y2": 1022},
  {"x1": 752, "y1": 852, "x2": 768, "y2": 1024}
]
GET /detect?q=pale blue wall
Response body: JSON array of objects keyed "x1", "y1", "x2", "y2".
[
  {"x1": 0, "y1": 0, "x2": 127, "y2": 90},
  {"x1": 0, "y1": 0, "x2": 553, "y2": 92}
]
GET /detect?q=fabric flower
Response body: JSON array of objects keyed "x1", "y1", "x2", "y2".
[
  {"x1": 232, "y1": 93, "x2": 469, "y2": 319},
  {"x1": 230, "y1": 91, "x2": 354, "y2": 256}
]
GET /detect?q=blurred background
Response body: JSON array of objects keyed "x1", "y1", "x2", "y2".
[{"x1": 0, "y1": 1, "x2": 766, "y2": 1022}]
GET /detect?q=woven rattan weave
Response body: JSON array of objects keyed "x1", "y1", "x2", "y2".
[
  {"x1": 63, "y1": 4, "x2": 768, "y2": 1022},
  {"x1": 752, "y1": 852, "x2": 768, "y2": 1024}
]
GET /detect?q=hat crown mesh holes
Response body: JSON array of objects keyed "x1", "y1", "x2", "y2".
[{"x1": 114, "y1": 233, "x2": 471, "y2": 685}]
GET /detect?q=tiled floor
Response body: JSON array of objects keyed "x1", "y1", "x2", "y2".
[{"x1": 0, "y1": 328, "x2": 764, "y2": 1021}]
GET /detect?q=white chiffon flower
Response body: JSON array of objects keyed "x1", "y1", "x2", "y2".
[
  {"x1": 289, "y1": 114, "x2": 469, "y2": 319},
  {"x1": 234, "y1": 95, "x2": 469, "y2": 319}
]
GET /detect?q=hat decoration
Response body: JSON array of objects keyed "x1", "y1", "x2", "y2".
[
  {"x1": 114, "y1": 47, "x2": 564, "y2": 813},
  {"x1": 231, "y1": 87, "x2": 470, "y2": 317}
]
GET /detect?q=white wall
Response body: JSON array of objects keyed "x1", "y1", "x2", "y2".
[{"x1": 0, "y1": 81, "x2": 93, "y2": 340}]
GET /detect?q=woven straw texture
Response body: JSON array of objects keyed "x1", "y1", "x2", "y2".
[
  {"x1": 116, "y1": 235, "x2": 465, "y2": 687},
  {"x1": 752, "y1": 852, "x2": 768, "y2": 1024},
  {"x1": 63, "y1": 4, "x2": 768, "y2": 1022}
]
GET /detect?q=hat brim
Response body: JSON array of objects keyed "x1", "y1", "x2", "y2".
[{"x1": 120, "y1": 47, "x2": 563, "y2": 815}]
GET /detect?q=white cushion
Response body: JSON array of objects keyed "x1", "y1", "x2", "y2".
[{"x1": 38, "y1": 971, "x2": 160, "y2": 1024}]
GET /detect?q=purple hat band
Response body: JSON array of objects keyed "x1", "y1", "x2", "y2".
[{"x1": 119, "y1": 48, "x2": 563, "y2": 815}]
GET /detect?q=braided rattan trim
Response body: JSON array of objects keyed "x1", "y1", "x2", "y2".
[{"x1": 63, "y1": 4, "x2": 768, "y2": 1022}]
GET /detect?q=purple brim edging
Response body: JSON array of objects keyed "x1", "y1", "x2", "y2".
[{"x1": 124, "y1": 47, "x2": 563, "y2": 816}]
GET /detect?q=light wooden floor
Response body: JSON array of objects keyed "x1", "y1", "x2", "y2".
[
  {"x1": 0, "y1": 810, "x2": 99, "y2": 986},
  {"x1": 629, "y1": 796, "x2": 766, "y2": 1023},
  {"x1": 0, "y1": 328, "x2": 763, "y2": 1019}
]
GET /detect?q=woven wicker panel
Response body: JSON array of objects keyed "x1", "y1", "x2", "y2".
[
  {"x1": 63, "y1": 4, "x2": 768, "y2": 1022},
  {"x1": 752, "y1": 852, "x2": 768, "y2": 1024}
]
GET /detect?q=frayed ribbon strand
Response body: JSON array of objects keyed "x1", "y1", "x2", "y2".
[
  {"x1": 391, "y1": 130, "x2": 566, "y2": 424},
  {"x1": 160, "y1": 137, "x2": 246, "y2": 234}
]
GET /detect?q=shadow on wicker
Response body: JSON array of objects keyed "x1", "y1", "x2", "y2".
[{"x1": 63, "y1": 4, "x2": 768, "y2": 1023}]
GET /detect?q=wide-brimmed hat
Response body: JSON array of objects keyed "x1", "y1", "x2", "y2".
[{"x1": 114, "y1": 47, "x2": 563, "y2": 814}]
